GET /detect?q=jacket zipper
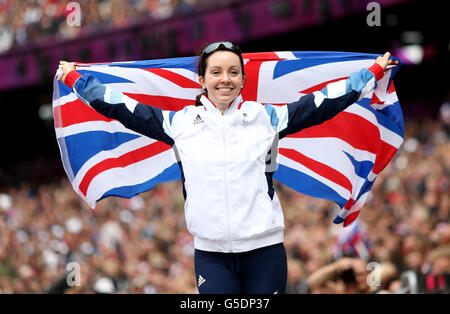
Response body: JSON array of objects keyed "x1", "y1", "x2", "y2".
[{"x1": 221, "y1": 109, "x2": 232, "y2": 252}]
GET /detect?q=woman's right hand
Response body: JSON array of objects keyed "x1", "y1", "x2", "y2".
[{"x1": 58, "y1": 61, "x2": 76, "y2": 83}]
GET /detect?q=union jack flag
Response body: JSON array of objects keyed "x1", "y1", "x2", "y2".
[{"x1": 52, "y1": 51, "x2": 403, "y2": 227}]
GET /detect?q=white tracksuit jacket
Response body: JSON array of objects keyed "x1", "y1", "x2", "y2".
[{"x1": 65, "y1": 63, "x2": 384, "y2": 253}]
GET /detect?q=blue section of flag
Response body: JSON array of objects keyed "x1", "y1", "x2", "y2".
[
  {"x1": 356, "y1": 99, "x2": 404, "y2": 137},
  {"x1": 343, "y1": 152, "x2": 373, "y2": 179},
  {"x1": 99, "y1": 163, "x2": 181, "y2": 201},
  {"x1": 333, "y1": 216, "x2": 345, "y2": 224},
  {"x1": 387, "y1": 56, "x2": 402, "y2": 92},
  {"x1": 355, "y1": 179, "x2": 374, "y2": 203},
  {"x1": 58, "y1": 81, "x2": 73, "y2": 97},
  {"x1": 379, "y1": 101, "x2": 404, "y2": 135},
  {"x1": 65, "y1": 131, "x2": 140, "y2": 176}
]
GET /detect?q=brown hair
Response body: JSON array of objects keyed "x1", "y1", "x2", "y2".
[{"x1": 195, "y1": 42, "x2": 245, "y2": 106}]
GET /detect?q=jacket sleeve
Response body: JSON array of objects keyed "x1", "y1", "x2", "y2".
[
  {"x1": 264, "y1": 63, "x2": 384, "y2": 139},
  {"x1": 65, "y1": 70, "x2": 175, "y2": 145}
]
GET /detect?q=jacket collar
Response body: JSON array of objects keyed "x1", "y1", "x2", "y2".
[{"x1": 200, "y1": 94, "x2": 243, "y2": 113}]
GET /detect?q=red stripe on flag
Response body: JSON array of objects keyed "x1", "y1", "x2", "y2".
[
  {"x1": 241, "y1": 60, "x2": 263, "y2": 102},
  {"x1": 53, "y1": 105, "x2": 62, "y2": 128},
  {"x1": 287, "y1": 112, "x2": 380, "y2": 154},
  {"x1": 279, "y1": 148, "x2": 353, "y2": 193},
  {"x1": 344, "y1": 198, "x2": 355, "y2": 210},
  {"x1": 372, "y1": 140, "x2": 398, "y2": 175},
  {"x1": 79, "y1": 141, "x2": 172, "y2": 197},
  {"x1": 388, "y1": 81, "x2": 396, "y2": 94},
  {"x1": 241, "y1": 52, "x2": 279, "y2": 102},
  {"x1": 299, "y1": 77, "x2": 348, "y2": 94},
  {"x1": 143, "y1": 68, "x2": 201, "y2": 89},
  {"x1": 56, "y1": 99, "x2": 113, "y2": 128},
  {"x1": 370, "y1": 93, "x2": 385, "y2": 105},
  {"x1": 344, "y1": 210, "x2": 360, "y2": 227}
]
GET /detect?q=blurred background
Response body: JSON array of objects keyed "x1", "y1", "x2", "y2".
[{"x1": 0, "y1": 0, "x2": 449, "y2": 294}]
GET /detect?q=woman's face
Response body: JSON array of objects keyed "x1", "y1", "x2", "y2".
[{"x1": 199, "y1": 50, "x2": 246, "y2": 108}]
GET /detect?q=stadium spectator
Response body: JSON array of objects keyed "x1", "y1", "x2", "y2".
[{"x1": 303, "y1": 257, "x2": 371, "y2": 294}]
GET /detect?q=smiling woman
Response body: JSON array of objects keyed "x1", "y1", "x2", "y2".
[
  {"x1": 196, "y1": 42, "x2": 246, "y2": 112},
  {"x1": 57, "y1": 41, "x2": 397, "y2": 294}
]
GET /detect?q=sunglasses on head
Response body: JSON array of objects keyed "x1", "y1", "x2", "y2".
[{"x1": 202, "y1": 41, "x2": 241, "y2": 56}]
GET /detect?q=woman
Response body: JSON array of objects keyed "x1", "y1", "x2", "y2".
[{"x1": 58, "y1": 41, "x2": 397, "y2": 294}]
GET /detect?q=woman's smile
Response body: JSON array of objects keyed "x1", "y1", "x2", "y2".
[
  {"x1": 217, "y1": 87, "x2": 234, "y2": 94},
  {"x1": 199, "y1": 50, "x2": 246, "y2": 110}
]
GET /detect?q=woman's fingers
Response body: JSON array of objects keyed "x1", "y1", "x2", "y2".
[
  {"x1": 384, "y1": 52, "x2": 399, "y2": 65},
  {"x1": 376, "y1": 52, "x2": 399, "y2": 70},
  {"x1": 390, "y1": 59, "x2": 399, "y2": 65},
  {"x1": 59, "y1": 61, "x2": 75, "y2": 72},
  {"x1": 57, "y1": 61, "x2": 76, "y2": 83}
]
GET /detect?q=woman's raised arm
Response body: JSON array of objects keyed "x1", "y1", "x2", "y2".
[
  {"x1": 58, "y1": 61, "x2": 175, "y2": 146},
  {"x1": 264, "y1": 52, "x2": 398, "y2": 138}
]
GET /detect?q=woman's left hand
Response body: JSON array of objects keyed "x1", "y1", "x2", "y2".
[
  {"x1": 376, "y1": 52, "x2": 399, "y2": 71},
  {"x1": 58, "y1": 61, "x2": 76, "y2": 83}
]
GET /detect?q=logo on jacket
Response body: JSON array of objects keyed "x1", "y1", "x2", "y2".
[
  {"x1": 198, "y1": 275, "x2": 206, "y2": 287},
  {"x1": 193, "y1": 114, "x2": 204, "y2": 125},
  {"x1": 242, "y1": 112, "x2": 249, "y2": 125}
]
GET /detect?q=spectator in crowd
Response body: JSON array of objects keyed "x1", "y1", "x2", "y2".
[{"x1": 303, "y1": 257, "x2": 371, "y2": 294}]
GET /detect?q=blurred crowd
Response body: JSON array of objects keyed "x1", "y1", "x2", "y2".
[
  {"x1": 0, "y1": 110, "x2": 449, "y2": 293},
  {"x1": 0, "y1": 0, "x2": 232, "y2": 54}
]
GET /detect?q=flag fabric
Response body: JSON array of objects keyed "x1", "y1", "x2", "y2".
[
  {"x1": 332, "y1": 219, "x2": 372, "y2": 260},
  {"x1": 52, "y1": 51, "x2": 403, "y2": 227}
]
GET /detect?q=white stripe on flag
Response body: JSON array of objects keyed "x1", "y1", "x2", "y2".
[
  {"x1": 55, "y1": 120, "x2": 142, "y2": 139},
  {"x1": 53, "y1": 93, "x2": 78, "y2": 108},
  {"x1": 93, "y1": 66, "x2": 201, "y2": 96}
]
